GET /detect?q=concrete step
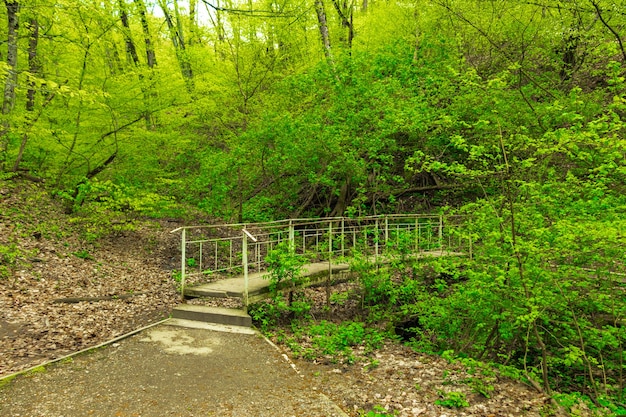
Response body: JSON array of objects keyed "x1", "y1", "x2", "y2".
[{"x1": 172, "y1": 305, "x2": 252, "y2": 328}]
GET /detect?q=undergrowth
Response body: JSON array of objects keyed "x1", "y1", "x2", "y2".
[{"x1": 250, "y1": 215, "x2": 626, "y2": 416}]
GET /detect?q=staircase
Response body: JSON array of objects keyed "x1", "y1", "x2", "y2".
[{"x1": 171, "y1": 305, "x2": 252, "y2": 327}]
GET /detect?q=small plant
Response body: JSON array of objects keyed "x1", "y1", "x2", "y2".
[
  {"x1": 435, "y1": 391, "x2": 469, "y2": 408},
  {"x1": 359, "y1": 404, "x2": 397, "y2": 416},
  {"x1": 467, "y1": 377, "x2": 495, "y2": 398},
  {"x1": 0, "y1": 242, "x2": 20, "y2": 279},
  {"x1": 264, "y1": 242, "x2": 306, "y2": 293},
  {"x1": 186, "y1": 257, "x2": 197, "y2": 267},
  {"x1": 72, "y1": 249, "x2": 94, "y2": 260},
  {"x1": 364, "y1": 359, "x2": 380, "y2": 371},
  {"x1": 291, "y1": 321, "x2": 386, "y2": 364},
  {"x1": 329, "y1": 291, "x2": 351, "y2": 305}
]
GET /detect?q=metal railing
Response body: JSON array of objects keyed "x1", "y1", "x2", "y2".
[{"x1": 170, "y1": 214, "x2": 472, "y2": 300}]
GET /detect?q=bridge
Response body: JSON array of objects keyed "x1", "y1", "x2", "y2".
[{"x1": 170, "y1": 214, "x2": 471, "y2": 327}]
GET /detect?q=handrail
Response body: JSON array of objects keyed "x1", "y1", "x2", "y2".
[{"x1": 171, "y1": 214, "x2": 472, "y2": 302}]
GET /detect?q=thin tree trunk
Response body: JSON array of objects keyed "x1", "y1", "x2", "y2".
[
  {"x1": 189, "y1": 0, "x2": 198, "y2": 45},
  {"x1": 2, "y1": 0, "x2": 19, "y2": 115},
  {"x1": 13, "y1": 18, "x2": 40, "y2": 172},
  {"x1": 134, "y1": 0, "x2": 158, "y2": 128},
  {"x1": 135, "y1": 0, "x2": 157, "y2": 68},
  {"x1": 158, "y1": 0, "x2": 194, "y2": 91},
  {"x1": 118, "y1": 0, "x2": 140, "y2": 66},
  {"x1": 0, "y1": 0, "x2": 20, "y2": 170},
  {"x1": 26, "y1": 18, "x2": 39, "y2": 112},
  {"x1": 331, "y1": 0, "x2": 354, "y2": 49},
  {"x1": 56, "y1": 45, "x2": 90, "y2": 187},
  {"x1": 314, "y1": 0, "x2": 335, "y2": 67}
]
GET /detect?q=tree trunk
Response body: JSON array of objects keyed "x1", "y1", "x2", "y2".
[
  {"x1": 12, "y1": 17, "x2": 40, "y2": 173},
  {"x1": 26, "y1": 18, "x2": 40, "y2": 112},
  {"x1": 189, "y1": 0, "x2": 198, "y2": 45},
  {"x1": 314, "y1": 0, "x2": 335, "y2": 67},
  {"x1": 55, "y1": 45, "x2": 90, "y2": 187},
  {"x1": 135, "y1": 0, "x2": 157, "y2": 68},
  {"x1": 331, "y1": 0, "x2": 354, "y2": 49},
  {"x1": 134, "y1": 0, "x2": 158, "y2": 128},
  {"x1": 118, "y1": 0, "x2": 140, "y2": 66},
  {"x1": 0, "y1": 0, "x2": 20, "y2": 170},
  {"x1": 158, "y1": 0, "x2": 194, "y2": 91},
  {"x1": 330, "y1": 179, "x2": 350, "y2": 217},
  {"x1": 2, "y1": 0, "x2": 19, "y2": 115}
]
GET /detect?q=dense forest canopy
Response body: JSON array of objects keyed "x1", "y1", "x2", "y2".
[
  {"x1": 2, "y1": 0, "x2": 626, "y2": 409},
  {"x1": 0, "y1": 0, "x2": 623, "y2": 221}
]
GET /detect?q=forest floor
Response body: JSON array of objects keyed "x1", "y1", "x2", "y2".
[{"x1": 0, "y1": 181, "x2": 590, "y2": 416}]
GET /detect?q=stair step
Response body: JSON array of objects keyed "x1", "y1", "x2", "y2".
[{"x1": 172, "y1": 305, "x2": 252, "y2": 327}]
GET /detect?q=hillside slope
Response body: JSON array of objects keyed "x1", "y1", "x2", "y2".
[{"x1": 0, "y1": 180, "x2": 181, "y2": 376}]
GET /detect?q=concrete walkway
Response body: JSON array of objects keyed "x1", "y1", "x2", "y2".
[
  {"x1": 184, "y1": 261, "x2": 351, "y2": 302},
  {"x1": 184, "y1": 251, "x2": 463, "y2": 303},
  {"x1": 0, "y1": 321, "x2": 349, "y2": 417}
]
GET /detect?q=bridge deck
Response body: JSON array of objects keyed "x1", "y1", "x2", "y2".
[{"x1": 184, "y1": 251, "x2": 463, "y2": 303}]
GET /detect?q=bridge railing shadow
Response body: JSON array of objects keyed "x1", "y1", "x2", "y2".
[{"x1": 171, "y1": 214, "x2": 472, "y2": 298}]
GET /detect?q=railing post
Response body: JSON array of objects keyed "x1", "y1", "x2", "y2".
[
  {"x1": 439, "y1": 214, "x2": 444, "y2": 254},
  {"x1": 328, "y1": 221, "x2": 333, "y2": 260},
  {"x1": 469, "y1": 217, "x2": 473, "y2": 260},
  {"x1": 242, "y1": 228, "x2": 258, "y2": 311},
  {"x1": 375, "y1": 218, "x2": 379, "y2": 261},
  {"x1": 384, "y1": 216, "x2": 389, "y2": 250},
  {"x1": 242, "y1": 230, "x2": 249, "y2": 310},
  {"x1": 341, "y1": 218, "x2": 345, "y2": 257},
  {"x1": 180, "y1": 228, "x2": 186, "y2": 301},
  {"x1": 414, "y1": 218, "x2": 419, "y2": 253},
  {"x1": 289, "y1": 220, "x2": 295, "y2": 253}
]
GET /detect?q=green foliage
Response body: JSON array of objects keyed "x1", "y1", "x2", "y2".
[
  {"x1": 359, "y1": 405, "x2": 397, "y2": 417},
  {"x1": 54, "y1": 178, "x2": 182, "y2": 242},
  {"x1": 60, "y1": 179, "x2": 178, "y2": 219},
  {"x1": 292, "y1": 321, "x2": 386, "y2": 364},
  {"x1": 553, "y1": 392, "x2": 626, "y2": 417},
  {"x1": 71, "y1": 249, "x2": 93, "y2": 261},
  {"x1": 435, "y1": 391, "x2": 469, "y2": 408},
  {"x1": 264, "y1": 242, "x2": 307, "y2": 293},
  {"x1": 0, "y1": 243, "x2": 20, "y2": 279},
  {"x1": 171, "y1": 270, "x2": 182, "y2": 283},
  {"x1": 2, "y1": 0, "x2": 626, "y2": 405}
]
